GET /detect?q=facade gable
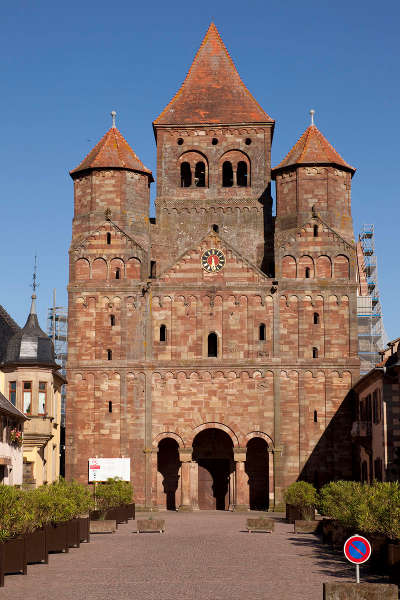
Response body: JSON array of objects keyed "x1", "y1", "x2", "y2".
[{"x1": 157, "y1": 231, "x2": 270, "y2": 286}]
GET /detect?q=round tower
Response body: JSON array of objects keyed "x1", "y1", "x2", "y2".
[{"x1": 70, "y1": 114, "x2": 154, "y2": 251}]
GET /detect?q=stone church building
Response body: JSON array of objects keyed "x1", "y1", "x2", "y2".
[{"x1": 66, "y1": 23, "x2": 360, "y2": 510}]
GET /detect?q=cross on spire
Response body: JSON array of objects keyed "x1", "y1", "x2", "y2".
[
  {"x1": 310, "y1": 109, "x2": 315, "y2": 126},
  {"x1": 111, "y1": 110, "x2": 117, "y2": 128}
]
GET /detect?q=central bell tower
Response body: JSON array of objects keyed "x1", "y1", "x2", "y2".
[{"x1": 152, "y1": 23, "x2": 275, "y2": 274}]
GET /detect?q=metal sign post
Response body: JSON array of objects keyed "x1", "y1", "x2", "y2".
[{"x1": 344, "y1": 534, "x2": 372, "y2": 583}]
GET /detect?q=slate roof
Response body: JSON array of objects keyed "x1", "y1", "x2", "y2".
[
  {"x1": 154, "y1": 23, "x2": 274, "y2": 126},
  {"x1": 4, "y1": 295, "x2": 56, "y2": 366},
  {"x1": 272, "y1": 124, "x2": 355, "y2": 175},
  {"x1": 0, "y1": 305, "x2": 20, "y2": 333},
  {"x1": 0, "y1": 391, "x2": 26, "y2": 420},
  {"x1": 70, "y1": 126, "x2": 153, "y2": 180}
]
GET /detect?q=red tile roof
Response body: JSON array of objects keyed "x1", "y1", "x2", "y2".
[
  {"x1": 272, "y1": 124, "x2": 355, "y2": 174},
  {"x1": 71, "y1": 127, "x2": 153, "y2": 178},
  {"x1": 154, "y1": 23, "x2": 273, "y2": 126}
]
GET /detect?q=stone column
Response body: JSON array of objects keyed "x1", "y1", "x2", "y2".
[
  {"x1": 179, "y1": 448, "x2": 193, "y2": 511},
  {"x1": 229, "y1": 465, "x2": 235, "y2": 511},
  {"x1": 156, "y1": 469, "x2": 164, "y2": 509},
  {"x1": 234, "y1": 448, "x2": 249, "y2": 511},
  {"x1": 268, "y1": 447, "x2": 274, "y2": 508},
  {"x1": 151, "y1": 448, "x2": 159, "y2": 510},
  {"x1": 189, "y1": 460, "x2": 199, "y2": 510}
]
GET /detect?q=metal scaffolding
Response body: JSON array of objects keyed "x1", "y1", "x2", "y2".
[
  {"x1": 357, "y1": 225, "x2": 388, "y2": 374},
  {"x1": 47, "y1": 289, "x2": 67, "y2": 426}
]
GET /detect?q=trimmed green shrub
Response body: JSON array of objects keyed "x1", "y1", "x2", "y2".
[
  {"x1": 319, "y1": 480, "x2": 400, "y2": 540},
  {"x1": 94, "y1": 478, "x2": 133, "y2": 513},
  {"x1": 284, "y1": 481, "x2": 318, "y2": 508},
  {"x1": 0, "y1": 486, "x2": 35, "y2": 542}
]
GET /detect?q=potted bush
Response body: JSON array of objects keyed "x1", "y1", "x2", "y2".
[
  {"x1": 284, "y1": 481, "x2": 317, "y2": 523},
  {"x1": 0, "y1": 486, "x2": 33, "y2": 586}
]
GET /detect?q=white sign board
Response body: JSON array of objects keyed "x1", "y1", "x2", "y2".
[{"x1": 88, "y1": 458, "x2": 130, "y2": 482}]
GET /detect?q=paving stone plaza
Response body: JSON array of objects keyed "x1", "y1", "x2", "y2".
[{"x1": 6, "y1": 512, "x2": 389, "y2": 600}]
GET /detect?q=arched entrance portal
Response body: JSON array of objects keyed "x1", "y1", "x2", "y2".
[
  {"x1": 192, "y1": 428, "x2": 234, "y2": 510},
  {"x1": 245, "y1": 437, "x2": 269, "y2": 510},
  {"x1": 157, "y1": 438, "x2": 180, "y2": 510}
]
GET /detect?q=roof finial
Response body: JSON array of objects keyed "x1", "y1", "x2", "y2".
[
  {"x1": 31, "y1": 254, "x2": 39, "y2": 297},
  {"x1": 111, "y1": 110, "x2": 117, "y2": 128},
  {"x1": 29, "y1": 254, "x2": 38, "y2": 315},
  {"x1": 310, "y1": 109, "x2": 315, "y2": 126}
]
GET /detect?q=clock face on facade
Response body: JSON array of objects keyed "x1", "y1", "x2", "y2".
[{"x1": 201, "y1": 248, "x2": 226, "y2": 273}]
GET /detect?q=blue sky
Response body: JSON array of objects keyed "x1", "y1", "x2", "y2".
[{"x1": 1, "y1": 0, "x2": 398, "y2": 340}]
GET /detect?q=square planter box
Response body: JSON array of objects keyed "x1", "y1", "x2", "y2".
[
  {"x1": 246, "y1": 518, "x2": 274, "y2": 533},
  {"x1": 89, "y1": 520, "x2": 117, "y2": 534},
  {"x1": 136, "y1": 519, "x2": 165, "y2": 533},
  {"x1": 294, "y1": 520, "x2": 320, "y2": 534},
  {"x1": 67, "y1": 519, "x2": 80, "y2": 549},
  {"x1": 387, "y1": 543, "x2": 400, "y2": 582},
  {"x1": 0, "y1": 536, "x2": 27, "y2": 587},
  {"x1": 45, "y1": 522, "x2": 69, "y2": 553},
  {"x1": 78, "y1": 516, "x2": 90, "y2": 543},
  {"x1": 26, "y1": 527, "x2": 48, "y2": 564}
]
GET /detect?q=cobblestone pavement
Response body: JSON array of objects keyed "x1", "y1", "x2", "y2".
[{"x1": 7, "y1": 512, "x2": 397, "y2": 600}]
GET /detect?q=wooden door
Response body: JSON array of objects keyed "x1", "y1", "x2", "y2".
[{"x1": 198, "y1": 463, "x2": 215, "y2": 509}]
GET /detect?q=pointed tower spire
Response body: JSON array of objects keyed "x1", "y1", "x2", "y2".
[
  {"x1": 70, "y1": 124, "x2": 153, "y2": 179},
  {"x1": 272, "y1": 122, "x2": 355, "y2": 174},
  {"x1": 154, "y1": 22, "x2": 273, "y2": 125}
]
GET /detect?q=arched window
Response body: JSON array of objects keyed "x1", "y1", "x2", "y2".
[
  {"x1": 195, "y1": 162, "x2": 206, "y2": 187},
  {"x1": 107, "y1": 349, "x2": 112, "y2": 360},
  {"x1": 305, "y1": 267, "x2": 311, "y2": 279},
  {"x1": 110, "y1": 315, "x2": 115, "y2": 327},
  {"x1": 314, "y1": 410, "x2": 318, "y2": 423},
  {"x1": 222, "y1": 162, "x2": 233, "y2": 187},
  {"x1": 106, "y1": 232, "x2": 111, "y2": 245},
  {"x1": 160, "y1": 324, "x2": 166, "y2": 343},
  {"x1": 313, "y1": 312, "x2": 319, "y2": 325},
  {"x1": 108, "y1": 401, "x2": 113, "y2": 413},
  {"x1": 208, "y1": 332, "x2": 218, "y2": 357},
  {"x1": 312, "y1": 347, "x2": 318, "y2": 359},
  {"x1": 212, "y1": 224, "x2": 219, "y2": 232},
  {"x1": 313, "y1": 225, "x2": 318, "y2": 237},
  {"x1": 115, "y1": 268, "x2": 121, "y2": 280},
  {"x1": 259, "y1": 323, "x2": 266, "y2": 341},
  {"x1": 180, "y1": 162, "x2": 192, "y2": 187},
  {"x1": 237, "y1": 161, "x2": 248, "y2": 187}
]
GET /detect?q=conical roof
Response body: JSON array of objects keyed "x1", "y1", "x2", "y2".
[
  {"x1": 272, "y1": 124, "x2": 355, "y2": 175},
  {"x1": 4, "y1": 295, "x2": 56, "y2": 366},
  {"x1": 71, "y1": 126, "x2": 153, "y2": 179},
  {"x1": 154, "y1": 23, "x2": 273, "y2": 126}
]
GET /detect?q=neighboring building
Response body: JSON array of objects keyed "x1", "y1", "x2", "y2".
[
  {"x1": 66, "y1": 23, "x2": 360, "y2": 510},
  {"x1": 0, "y1": 391, "x2": 27, "y2": 485},
  {"x1": 352, "y1": 341, "x2": 400, "y2": 482},
  {"x1": 0, "y1": 295, "x2": 65, "y2": 487}
]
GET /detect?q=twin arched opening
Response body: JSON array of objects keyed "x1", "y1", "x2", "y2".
[{"x1": 156, "y1": 428, "x2": 270, "y2": 511}]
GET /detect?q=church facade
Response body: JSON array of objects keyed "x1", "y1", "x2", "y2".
[{"x1": 66, "y1": 24, "x2": 360, "y2": 509}]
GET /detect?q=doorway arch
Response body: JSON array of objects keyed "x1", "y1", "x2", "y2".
[
  {"x1": 246, "y1": 437, "x2": 269, "y2": 510},
  {"x1": 157, "y1": 438, "x2": 180, "y2": 510},
  {"x1": 192, "y1": 428, "x2": 234, "y2": 510}
]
